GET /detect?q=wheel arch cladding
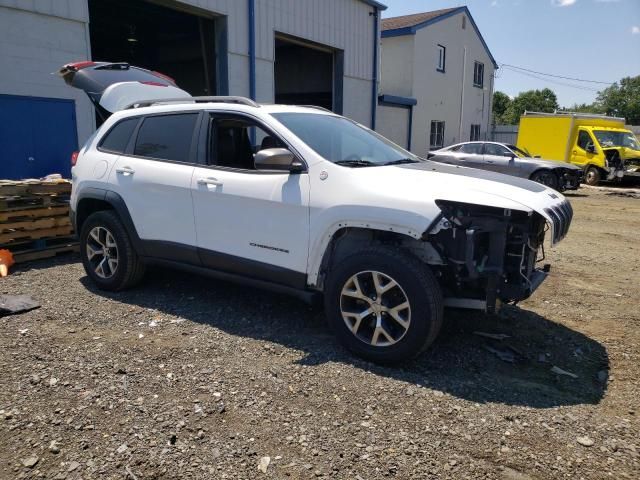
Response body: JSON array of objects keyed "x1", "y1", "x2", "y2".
[{"x1": 76, "y1": 190, "x2": 145, "y2": 255}]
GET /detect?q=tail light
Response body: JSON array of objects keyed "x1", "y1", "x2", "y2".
[
  {"x1": 71, "y1": 151, "x2": 79, "y2": 167},
  {"x1": 64, "y1": 61, "x2": 96, "y2": 71},
  {"x1": 152, "y1": 70, "x2": 176, "y2": 84}
]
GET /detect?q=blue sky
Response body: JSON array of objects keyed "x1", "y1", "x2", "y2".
[{"x1": 381, "y1": 0, "x2": 640, "y2": 107}]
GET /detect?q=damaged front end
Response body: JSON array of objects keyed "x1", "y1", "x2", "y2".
[
  {"x1": 425, "y1": 200, "x2": 573, "y2": 313},
  {"x1": 603, "y1": 148, "x2": 626, "y2": 181}
]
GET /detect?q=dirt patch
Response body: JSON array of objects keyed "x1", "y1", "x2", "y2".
[{"x1": 1, "y1": 188, "x2": 638, "y2": 479}]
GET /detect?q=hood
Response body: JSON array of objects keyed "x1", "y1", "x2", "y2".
[
  {"x1": 58, "y1": 61, "x2": 191, "y2": 117},
  {"x1": 353, "y1": 161, "x2": 569, "y2": 244}
]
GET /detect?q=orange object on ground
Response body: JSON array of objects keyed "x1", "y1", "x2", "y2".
[{"x1": 0, "y1": 249, "x2": 15, "y2": 277}]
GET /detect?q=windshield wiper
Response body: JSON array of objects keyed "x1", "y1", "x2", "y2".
[
  {"x1": 334, "y1": 159, "x2": 378, "y2": 167},
  {"x1": 384, "y1": 158, "x2": 421, "y2": 165}
]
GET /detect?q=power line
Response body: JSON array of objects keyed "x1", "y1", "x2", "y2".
[
  {"x1": 500, "y1": 66, "x2": 601, "y2": 92},
  {"x1": 499, "y1": 63, "x2": 614, "y2": 85}
]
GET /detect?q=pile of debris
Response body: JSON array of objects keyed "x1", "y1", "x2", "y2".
[{"x1": 0, "y1": 177, "x2": 77, "y2": 269}]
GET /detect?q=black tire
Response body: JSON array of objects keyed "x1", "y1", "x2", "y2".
[
  {"x1": 79, "y1": 210, "x2": 145, "y2": 291},
  {"x1": 530, "y1": 170, "x2": 559, "y2": 191},
  {"x1": 324, "y1": 246, "x2": 443, "y2": 364},
  {"x1": 584, "y1": 166, "x2": 601, "y2": 186}
]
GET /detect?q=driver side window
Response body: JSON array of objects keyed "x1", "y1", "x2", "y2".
[
  {"x1": 577, "y1": 130, "x2": 592, "y2": 151},
  {"x1": 208, "y1": 115, "x2": 285, "y2": 170}
]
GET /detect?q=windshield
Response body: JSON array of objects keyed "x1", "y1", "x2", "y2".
[
  {"x1": 506, "y1": 144, "x2": 531, "y2": 158},
  {"x1": 271, "y1": 113, "x2": 420, "y2": 166},
  {"x1": 593, "y1": 130, "x2": 640, "y2": 151}
]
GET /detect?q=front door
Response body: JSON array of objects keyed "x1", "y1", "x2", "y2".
[
  {"x1": 107, "y1": 112, "x2": 200, "y2": 256},
  {"x1": 571, "y1": 129, "x2": 598, "y2": 168},
  {"x1": 191, "y1": 113, "x2": 310, "y2": 287}
]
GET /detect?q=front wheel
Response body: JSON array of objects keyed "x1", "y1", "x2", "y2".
[
  {"x1": 80, "y1": 210, "x2": 146, "y2": 291},
  {"x1": 324, "y1": 247, "x2": 443, "y2": 364},
  {"x1": 584, "y1": 166, "x2": 601, "y2": 186},
  {"x1": 530, "y1": 170, "x2": 559, "y2": 191}
]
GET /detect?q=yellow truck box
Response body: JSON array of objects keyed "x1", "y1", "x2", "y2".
[{"x1": 516, "y1": 112, "x2": 640, "y2": 185}]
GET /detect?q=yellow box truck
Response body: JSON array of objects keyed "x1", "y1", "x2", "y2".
[{"x1": 516, "y1": 112, "x2": 640, "y2": 185}]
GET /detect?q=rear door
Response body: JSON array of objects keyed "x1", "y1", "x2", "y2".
[
  {"x1": 482, "y1": 143, "x2": 515, "y2": 173},
  {"x1": 107, "y1": 112, "x2": 200, "y2": 260},
  {"x1": 453, "y1": 143, "x2": 485, "y2": 168}
]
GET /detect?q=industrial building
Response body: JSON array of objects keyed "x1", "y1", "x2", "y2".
[{"x1": 0, "y1": 0, "x2": 385, "y2": 179}]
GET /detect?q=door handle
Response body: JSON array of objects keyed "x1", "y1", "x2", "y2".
[
  {"x1": 197, "y1": 177, "x2": 223, "y2": 187},
  {"x1": 572, "y1": 150, "x2": 577, "y2": 155},
  {"x1": 116, "y1": 166, "x2": 135, "y2": 175},
  {"x1": 486, "y1": 160, "x2": 494, "y2": 163}
]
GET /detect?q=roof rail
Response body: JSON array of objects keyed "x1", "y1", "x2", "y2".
[
  {"x1": 126, "y1": 96, "x2": 260, "y2": 110},
  {"x1": 297, "y1": 105, "x2": 334, "y2": 113}
]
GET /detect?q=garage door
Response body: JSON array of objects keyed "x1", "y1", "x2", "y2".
[{"x1": 0, "y1": 95, "x2": 78, "y2": 180}]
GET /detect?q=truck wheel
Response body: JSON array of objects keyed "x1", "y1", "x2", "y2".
[
  {"x1": 324, "y1": 246, "x2": 443, "y2": 364},
  {"x1": 530, "y1": 170, "x2": 559, "y2": 190},
  {"x1": 584, "y1": 166, "x2": 601, "y2": 186},
  {"x1": 80, "y1": 211, "x2": 146, "y2": 291}
]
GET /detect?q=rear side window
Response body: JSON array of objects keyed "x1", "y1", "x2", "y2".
[
  {"x1": 134, "y1": 113, "x2": 198, "y2": 162},
  {"x1": 459, "y1": 143, "x2": 483, "y2": 154},
  {"x1": 99, "y1": 118, "x2": 139, "y2": 153}
]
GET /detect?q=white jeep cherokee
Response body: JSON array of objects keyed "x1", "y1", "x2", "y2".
[{"x1": 62, "y1": 62, "x2": 572, "y2": 364}]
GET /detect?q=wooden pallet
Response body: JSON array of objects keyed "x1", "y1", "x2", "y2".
[
  {"x1": 0, "y1": 181, "x2": 71, "y2": 197},
  {"x1": 0, "y1": 225, "x2": 74, "y2": 244},
  {"x1": 7, "y1": 234, "x2": 79, "y2": 263},
  {"x1": 0, "y1": 194, "x2": 67, "y2": 210},
  {"x1": 0, "y1": 205, "x2": 69, "y2": 223},
  {"x1": 0, "y1": 215, "x2": 71, "y2": 233}
]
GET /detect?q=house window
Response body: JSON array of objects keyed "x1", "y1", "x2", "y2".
[
  {"x1": 430, "y1": 121, "x2": 445, "y2": 148},
  {"x1": 470, "y1": 124, "x2": 481, "y2": 141},
  {"x1": 437, "y1": 45, "x2": 446, "y2": 73},
  {"x1": 473, "y1": 62, "x2": 484, "y2": 88},
  {"x1": 462, "y1": 16, "x2": 466, "y2": 30}
]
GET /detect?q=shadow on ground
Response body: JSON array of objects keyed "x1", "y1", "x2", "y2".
[{"x1": 81, "y1": 265, "x2": 608, "y2": 409}]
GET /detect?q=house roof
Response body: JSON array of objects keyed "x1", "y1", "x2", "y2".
[
  {"x1": 381, "y1": 8, "x2": 457, "y2": 31},
  {"x1": 381, "y1": 6, "x2": 497, "y2": 68},
  {"x1": 360, "y1": 0, "x2": 387, "y2": 11}
]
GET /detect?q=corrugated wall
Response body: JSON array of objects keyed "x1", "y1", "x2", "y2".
[{"x1": 0, "y1": 0, "x2": 377, "y2": 134}]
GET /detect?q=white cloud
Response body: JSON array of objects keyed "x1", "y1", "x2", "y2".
[
  {"x1": 551, "y1": 0, "x2": 577, "y2": 6},
  {"x1": 632, "y1": 26, "x2": 640, "y2": 35},
  {"x1": 491, "y1": 0, "x2": 498, "y2": 6}
]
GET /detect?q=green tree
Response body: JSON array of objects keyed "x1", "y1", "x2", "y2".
[
  {"x1": 503, "y1": 88, "x2": 559, "y2": 124},
  {"x1": 595, "y1": 76, "x2": 640, "y2": 125},
  {"x1": 559, "y1": 103, "x2": 604, "y2": 115},
  {"x1": 492, "y1": 91, "x2": 511, "y2": 124}
]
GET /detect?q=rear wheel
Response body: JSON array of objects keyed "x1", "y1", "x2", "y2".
[
  {"x1": 324, "y1": 246, "x2": 443, "y2": 364},
  {"x1": 80, "y1": 211, "x2": 145, "y2": 291},
  {"x1": 530, "y1": 170, "x2": 559, "y2": 190},
  {"x1": 584, "y1": 166, "x2": 601, "y2": 186}
]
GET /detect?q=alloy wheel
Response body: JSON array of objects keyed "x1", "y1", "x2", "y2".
[
  {"x1": 86, "y1": 226, "x2": 119, "y2": 279},
  {"x1": 340, "y1": 270, "x2": 411, "y2": 347}
]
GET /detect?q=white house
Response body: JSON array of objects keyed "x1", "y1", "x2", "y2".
[
  {"x1": 0, "y1": 0, "x2": 386, "y2": 179},
  {"x1": 377, "y1": 7, "x2": 497, "y2": 157}
]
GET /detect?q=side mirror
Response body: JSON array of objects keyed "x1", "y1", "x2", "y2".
[
  {"x1": 586, "y1": 143, "x2": 596, "y2": 154},
  {"x1": 504, "y1": 152, "x2": 515, "y2": 160},
  {"x1": 254, "y1": 148, "x2": 304, "y2": 173}
]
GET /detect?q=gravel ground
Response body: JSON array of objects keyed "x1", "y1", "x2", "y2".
[{"x1": 1, "y1": 187, "x2": 638, "y2": 479}]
